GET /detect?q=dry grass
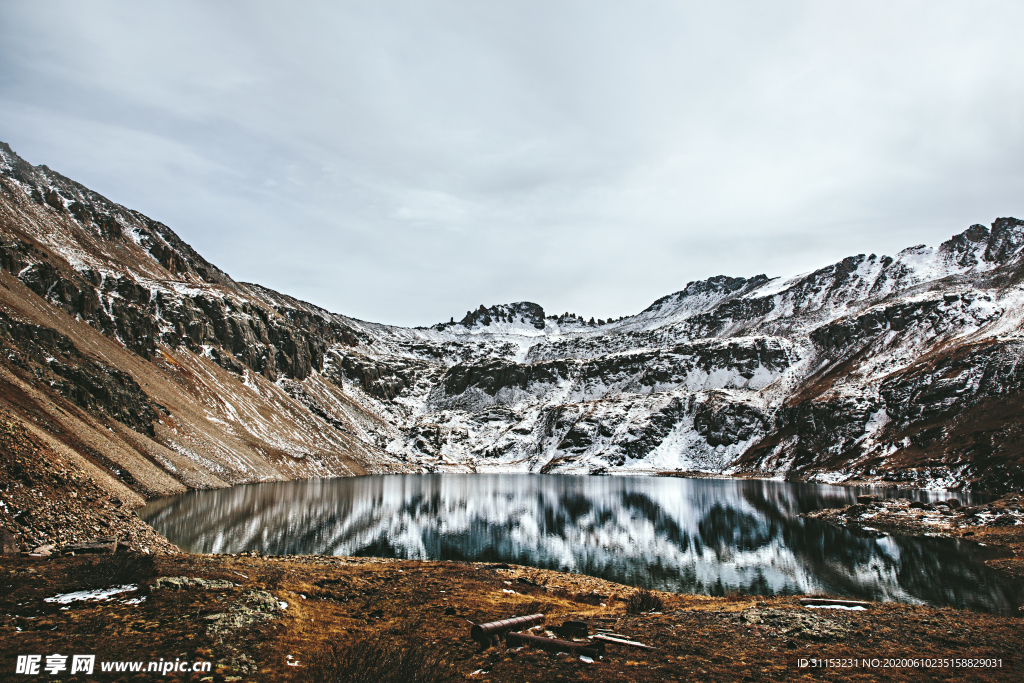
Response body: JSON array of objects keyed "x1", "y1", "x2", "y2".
[
  {"x1": 73, "y1": 551, "x2": 158, "y2": 589},
  {"x1": 3, "y1": 554, "x2": 1022, "y2": 682},
  {"x1": 301, "y1": 635, "x2": 463, "y2": 683},
  {"x1": 625, "y1": 588, "x2": 664, "y2": 614}
]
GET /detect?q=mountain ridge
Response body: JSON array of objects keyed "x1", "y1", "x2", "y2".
[{"x1": 1, "y1": 137, "x2": 1022, "y2": 550}]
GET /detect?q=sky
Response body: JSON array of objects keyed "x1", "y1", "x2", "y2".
[{"x1": 1, "y1": 1, "x2": 1022, "y2": 326}]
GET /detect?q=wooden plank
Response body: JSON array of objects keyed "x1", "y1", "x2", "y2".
[
  {"x1": 592, "y1": 634, "x2": 656, "y2": 650},
  {"x1": 799, "y1": 598, "x2": 871, "y2": 608}
]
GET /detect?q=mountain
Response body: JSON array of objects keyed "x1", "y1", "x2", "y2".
[{"x1": 1, "y1": 140, "x2": 1022, "y2": 535}]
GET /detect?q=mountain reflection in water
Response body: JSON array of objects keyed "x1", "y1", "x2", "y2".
[{"x1": 140, "y1": 474, "x2": 1021, "y2": 614}]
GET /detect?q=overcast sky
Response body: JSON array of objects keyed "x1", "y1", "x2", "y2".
[{"x1": 1, "y1": 1, "x2": 1022, "y2": 326}]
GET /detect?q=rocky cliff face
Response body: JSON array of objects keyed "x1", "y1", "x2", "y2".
[{"x1": 1, "y1": 138, "x2": 1022, "y2": 532}]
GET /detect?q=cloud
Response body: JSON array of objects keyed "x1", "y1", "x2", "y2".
[{"x1": 1, "y1": 1, "x2": 1022, "y2": 325}]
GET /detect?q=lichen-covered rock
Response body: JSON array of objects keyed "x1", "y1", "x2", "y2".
[
  {"x1": 733, "y1": 608, "x2": 848, "y2": 641},
  {"x1": 154, "y1": 576, "x2": 237, "y2": 591},
  {"x1": 204, "y1": 590, "x2": 282, "y2": 640}
]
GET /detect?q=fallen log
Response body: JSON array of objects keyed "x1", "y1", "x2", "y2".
[
  {"x1": 506, "y1": 632, "x2": 604, "y2": 658},
  {"x1": 470, "y1": 614, "x2": 545, "y2": 646}
]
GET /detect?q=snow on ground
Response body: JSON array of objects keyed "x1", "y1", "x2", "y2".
[{"x1": 44, "y1": 585, "x2": 138, "y2": 604}]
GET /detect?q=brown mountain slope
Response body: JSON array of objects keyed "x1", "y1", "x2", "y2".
[{"x1": 1, "y1": 143, "x2": 418, "y2": 553}]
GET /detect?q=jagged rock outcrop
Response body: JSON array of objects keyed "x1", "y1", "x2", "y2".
[
  {"x1": 880, "y1": 340, "x2": 1024, "y2": 428},
  {"x1": 431, "y1": 301, "x2": 550, "y2": 333},
  {"x1": 326, "y1": 349, "x2": 437, "y2": 401}
]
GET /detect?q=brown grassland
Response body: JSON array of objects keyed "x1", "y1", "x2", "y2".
[{"x1": 2, "y1": 539, "x2": 1022, "y2": 683}]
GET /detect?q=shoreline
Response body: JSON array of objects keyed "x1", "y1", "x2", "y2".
[{"x1": 802, "y1": 494, "x2": 1024, "y2": 582}]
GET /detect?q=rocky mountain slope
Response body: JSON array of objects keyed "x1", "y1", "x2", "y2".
[
  {"x1": 1, "y1": 138, "x2": 1022, "y2": 546},
  {"x1": 331, "y1": 219, "x2": 1024, "y2": 494}
]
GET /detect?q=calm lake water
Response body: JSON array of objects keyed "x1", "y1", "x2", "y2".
[{"x1": 140, "y1": 474, "x2": 1021, "y2": 614}]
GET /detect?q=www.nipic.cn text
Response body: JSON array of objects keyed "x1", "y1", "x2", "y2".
[{"x1": 15, "y1": 654, "x2": 213, "y2": 676}]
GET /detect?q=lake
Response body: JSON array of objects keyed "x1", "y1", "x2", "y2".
[{"x1": 140, "y1": 474, "x2": 1021, "y2": 614}]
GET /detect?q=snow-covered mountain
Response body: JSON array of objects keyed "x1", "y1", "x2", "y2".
[{"x1": 1, "y1": 141, "x2": 1022, "y2": 500}]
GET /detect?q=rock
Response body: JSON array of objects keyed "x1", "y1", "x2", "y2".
[
  {"x1": 452, "y1": 302, "x2": 547, "y2": 331},
  {"x1": 154, "y1": 576, "x2": 237, "y2": 591},
  {"x1": 856, "y1": 495, "x2": 877, "y2": 504},
  {"x1": 910, "y1": 500, "x2": 926, "y2": 509},
  {"x1": 205, "y1": 590, "x2": 281, "y2": 639},
  {"x1": 1, "y1": 529, "x2": 17, "y2": 555},
  {"x1": 30, "y1": 544, "x2": 54, "y2": 557},
  {"x1": 845, "y1": 504, "x2": 869, "y2": 516},
  {"x1": 946, "y1": 499, "x2": 961, "y2": 509},
  {"x1": 62, "y1": 538, "x2": 117, "y2": 554},
  {"x1": 734, "y1": 608, "x2": 848, "y2": 642}
]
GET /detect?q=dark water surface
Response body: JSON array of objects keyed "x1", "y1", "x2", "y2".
[{"x1": 140, "y1": 474, "x2": 1021, "y2": 613}]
